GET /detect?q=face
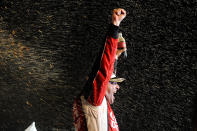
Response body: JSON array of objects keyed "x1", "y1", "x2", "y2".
[{"x1": 105, "y1": 82, "x2": 120, "y2": 104}]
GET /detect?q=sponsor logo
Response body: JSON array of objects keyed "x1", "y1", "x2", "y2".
[{"x1": 110, "y1": 112, "x2": 119, "y2": 131}]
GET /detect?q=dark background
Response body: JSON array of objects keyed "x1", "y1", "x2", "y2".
[{"x1": 0, "y1": 0, "x2": 196, "y2": 130}]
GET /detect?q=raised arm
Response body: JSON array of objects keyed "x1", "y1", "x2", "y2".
[{"x1": 83, "y1": 8, "x2": 126, "y2": 106}]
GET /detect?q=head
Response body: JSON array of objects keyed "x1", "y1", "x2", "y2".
[{"x1": 105, "y1": 81, "x2": 120, "y2": 104}]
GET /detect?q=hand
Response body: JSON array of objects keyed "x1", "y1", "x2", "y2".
[
  {"x1": 112, "y1": 8, "x2": 126, "y2": 26},
  {"x1": 116, "y1": 48, "x2": 127, "y2": 59}
]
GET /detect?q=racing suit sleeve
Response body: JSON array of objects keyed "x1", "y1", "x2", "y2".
[{"x1": 83, "y1": 24, "x2": 119, "y2": 106}]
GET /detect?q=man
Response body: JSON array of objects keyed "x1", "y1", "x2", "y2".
[{"x1": 73, "y1": 8, "x2": 126, "y2": 131}]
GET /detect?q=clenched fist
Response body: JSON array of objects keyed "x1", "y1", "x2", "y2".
[{"x1": 112, "y1": 8, "x2": 126, "y2": 26}]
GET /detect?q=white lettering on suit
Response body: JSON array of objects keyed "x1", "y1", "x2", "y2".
[{"x1": 110, "y1": 112, "x2": 119, "y2": 131}]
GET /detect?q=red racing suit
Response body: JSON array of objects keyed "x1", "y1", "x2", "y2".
[{"x1": 73, "y1": 24, "x2": 119, "y2": 131}]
